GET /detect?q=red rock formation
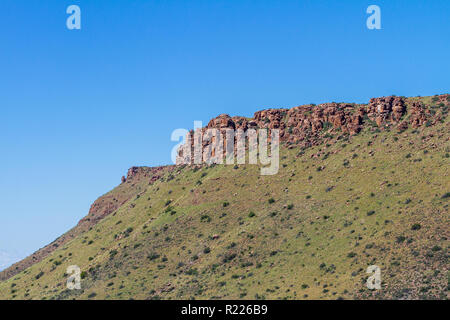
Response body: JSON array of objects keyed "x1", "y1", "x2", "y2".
[{"x1": 177, "y1": 94, "x2": 449, "y2": 165}]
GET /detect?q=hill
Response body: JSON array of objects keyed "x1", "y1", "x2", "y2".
[{"x1": 0, "y1": 94, "x2": 448, "y2": 300}]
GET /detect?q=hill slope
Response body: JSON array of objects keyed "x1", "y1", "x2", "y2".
[{"x1": 0, "y1": 94, "x2": 448, "y2": 300}]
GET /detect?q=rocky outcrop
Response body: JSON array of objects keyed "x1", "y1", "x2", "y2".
[
  {"x1": 177, "y1": 94, "x2": 449, "y2": 164},
  {"x1": 77, "y1": 166, "x2": 166, "y2": 227},
  {"x1": 367, "y1": 96, "x2": 406, "y2": 125}
]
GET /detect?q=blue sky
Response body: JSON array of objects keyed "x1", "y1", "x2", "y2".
[{"x1": 0, "y1": 0, "x2": 449, "y2": 270}]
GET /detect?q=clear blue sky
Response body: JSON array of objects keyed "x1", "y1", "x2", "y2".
[{"x1": 0, "y1": 0, "x2": 449, "y2": 269}]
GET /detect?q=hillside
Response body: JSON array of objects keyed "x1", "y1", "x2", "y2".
[{"x1": 0, "y1": 94, "x2": 448, "y2": 300}]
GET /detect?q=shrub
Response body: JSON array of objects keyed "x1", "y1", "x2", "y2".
[
  {"x1": 147, "y1": 253, "x2": 160, "y2": 261},
  {"x1": 322, "y1": 121, "x2": 332, "y2": 131},
  {"x1": 200, "y1": 214, "x2": 211, "y2": 222},
  {"x1": 109, "y1": 250, "x2": 118, "y2": 259},
  {"x1": 411, "y1": 224, "x2": 421, "y2": 230},
  {"x1": 268, "y1": 198, "x2": 275, "y2": 204},
  {"x1": 222, "y1": 253, "x2": 237, "y2": 263},
  {"x1": 287, "y1": 204, "x2": 294, "y2": 210},
  {"x1": 248, "y1": 211, "x2": 256, "y2": 218},
  {"x1": 223, "y1": 201, "x2": 230, "y2": 207},
  {"x1": 227, "y1": 242, "x2": 236, "y2": 249},
  {"x1": 367, "y1": 210, "x2": 376, "y2": 216}
]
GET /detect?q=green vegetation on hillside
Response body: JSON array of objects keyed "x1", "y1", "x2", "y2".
[{"x1": 0, "y1": 97, "x2": 448, "y2": 300}]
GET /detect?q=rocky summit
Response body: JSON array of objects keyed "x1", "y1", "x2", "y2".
[{"x1": 177, "y1": 94, "x2": 449, "y2": 164}]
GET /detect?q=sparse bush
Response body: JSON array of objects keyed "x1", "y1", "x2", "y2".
[
  {"x1": 222, "y1": 253, "x2": 237, "y2": 263},
  {"x1": 147, "y1": 253, "x2": 160, "y2": 261},
  {"x1": 411, "y1": 223, "x2": 421, "y2": 230},
  {"x1": 109, "y1": 250, "x2": 118, "y2": 259},
  {"x1": 201, "y1": 214, "x2": 211, "y2": 222},
  {"x1": 227, "y1": 242, "x2": 236, "y2": 249}
]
